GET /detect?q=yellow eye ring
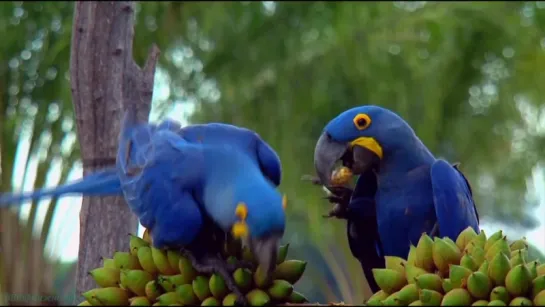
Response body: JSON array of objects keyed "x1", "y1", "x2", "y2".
[{"x1": 353, "y1": 113, "x2": 371, "y2": 130}]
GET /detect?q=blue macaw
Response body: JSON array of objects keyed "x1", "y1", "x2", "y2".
[
  {"x1": 310, "y1": 105, "x2": 480, "y2": 293},
  {"x1": 0, "y1": 112, "x2": 286, "y2": 305}
]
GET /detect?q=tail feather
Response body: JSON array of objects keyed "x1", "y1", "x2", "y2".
[{"x1": 0, "y1": 168, "x2": 122, "y2": 206}]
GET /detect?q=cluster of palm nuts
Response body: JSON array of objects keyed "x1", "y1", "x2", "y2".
[
  {"x1": 78, "y1": 229, "x2": 310, "y2": 306},
  {"x1": 365, "y1": 227, "x2": 545, "y2": 306}
]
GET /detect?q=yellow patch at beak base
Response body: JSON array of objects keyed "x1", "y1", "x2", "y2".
[
  {"x1": 350, "y1": 137, "x2": 383, "y2": 159},
  {"x1": 232, "y1": 221, "x2": 249, "y2": 238},
  {"x1": 235, "y1": 203, "x2": 248, "y2": 220}
]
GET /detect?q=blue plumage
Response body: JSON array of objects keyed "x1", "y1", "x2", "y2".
[
  {"x1": 313, "y1": 105, "x2": 480, "y2": 293},
  {"x1": 0, "y1": 122, "x2": 282, "y2": 207},
  {"x1": 0, "y1": 111, "x2": 285, "y2": 305}
]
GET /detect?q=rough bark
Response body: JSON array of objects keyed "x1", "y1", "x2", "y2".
[{"x1": 69, "y1": 1, "x2": 160, "y2": 303}]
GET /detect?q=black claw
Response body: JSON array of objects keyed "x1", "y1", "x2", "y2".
[{"x1": 322, "y1": 203, "x2": 350, "y2": 220}]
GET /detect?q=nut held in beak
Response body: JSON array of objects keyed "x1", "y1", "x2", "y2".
[{"x1": 330, "y1": 166, "x2": 353, "y2": 186}]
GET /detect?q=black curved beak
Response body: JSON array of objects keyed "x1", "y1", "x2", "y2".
[
  {"x1": 249, "y1": 234, "x2": 281, "y2": 280},
  {"x1": 314, "y1": 132, "x2": 381, "y2": 186}
]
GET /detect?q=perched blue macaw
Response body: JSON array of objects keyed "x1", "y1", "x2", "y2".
[
  {"x1": 0, "y1": 112, "x2": 286, "y2": 305},
  {"x1": 311, "y1": 105, "x2": 480, "y2": 293}
]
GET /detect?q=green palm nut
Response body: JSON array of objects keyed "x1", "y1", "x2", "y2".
[
  {"x1": 254, "y1": 265, "x2": 271, "y2": 289},
  {"x1": 192, "y1": 276, "x2": 211, "y2": 301},
  {"x1": 267, "y1": 279, "x2": 293, "y2": 300},
  {"x1": 488, "y1": 300, "x2": 507, "y2": 306},
  {"x1": 276, "y1": 244, "x2": 289, "y2": 264},
  {"x1": 488, "y1": 253, "x2": 511, "y2": 286},
  {"x1": 272, "y1": 260, "x2": 307, "y2": 284},
  {"x1": 176, "y1": 284, "x2": 198, "y2": 305},
  {"x1": 382, "y1": 294, "x2": 403, "y2": 307},
  {"x1": 532, "y1": 275, "x2": 545, "y2": 298},
  {"x1": 129, "y1": 234, "x2": 149, "y2": 256},
  {"x1": 467, "y1": 271, "x2": 492, "y2": 300},
  {"x1": 414, "y1": 273, "x2": 443, "y2": 293},
  {"x1": 209, "y1": 273, "x2": 228, "y2": 299},
  {"x1": 419, "y1": 289, "x2": 443, "y2": 306},
  {"x1": 490, "y1": 286, "x2": 510, "y2": 304},
  {"x1": 510, "y1": 249, "x2": 528, "y2": 267},
  {"x1": 449, "y1": 265, "x2": 472, "y2": 289},
  {"x1": 461, "y1": 254, "x2": 479, "y2": 271},
  {"x1": 178, "y1": 256, "x2": 197, "y2": 281},
  {"x1": 102, "y1": 257, "x2": 116, "y2": 270},
  {"x1": 478, "y1": 260, "x2": 490, "y2": 275},
  {"x1": 158, "y1": 275, "x2": 191, "y2": 292},
  {"x1": 157, "y1": 292, "x2": 180, "y2": 305},
  {"x1": 440, "y1": 288, "x2": 472, "y2": 306},
  {"x1": 222, "y1": 293, "x2": 238, "y2": 306},
  {"x1": 289, "y1": 290, "x2": 309, "y2": 303},
  {"x1": 366, "y1": 290, "x2": 389, "y2": 306},
  {"x1": 442, "y1": 278, "x2": 454, "y2": 293},
  {"x1": 233, "y1": 268, "x2": 253, "y2": 292},
  {"x1": 508, "y1": 297, "x2": 532, "y2": 306},
  {"x1": 201, "y1": 297, "x2": 220, "y2": 306},
  {"x1": 120, "y1": 269, "x2": 154, "y2": 296},
  {"x1": 114, "y1": 252, "x2": 141, "y2": 270},
  {"x1": 246, "y1": 289, "x2": 271, "y2": 306},
  {"x1": 505, "y1": 264, "x2": 532, "y2": 297}
]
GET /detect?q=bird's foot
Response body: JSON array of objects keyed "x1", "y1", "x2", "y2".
[
  {"x1": 322, "y1": 203, "x2": 350, "y2": 220},
  {"x1": 179, "y1": 249, "x2": 249, "y2": 306},
  {"x1": 301, "y1": 174, "x2": 353, "y2": 201},
  {"x1": 302, "y1": 174, "x2": 354, "y2": 219}
]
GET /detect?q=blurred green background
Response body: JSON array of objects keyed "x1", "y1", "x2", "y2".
[{"x1": 1, "y1": 1, "x2": 545, "y2": 305}]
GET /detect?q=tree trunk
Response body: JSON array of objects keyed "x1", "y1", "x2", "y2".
[{"x1": 69, "y1": 1, "x2": 160, "y2": 303}]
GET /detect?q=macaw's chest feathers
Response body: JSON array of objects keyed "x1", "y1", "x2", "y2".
[{"x1": 375, "y1": 163, "x2": 438, "y2": 258}]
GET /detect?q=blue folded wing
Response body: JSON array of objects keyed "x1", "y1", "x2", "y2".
[
  {"x1": 430, "y1": 159, "x2": 480, "y2": 240},
  {"x1": 177, "y1": 123, "x2": 282, "y2": 186}
]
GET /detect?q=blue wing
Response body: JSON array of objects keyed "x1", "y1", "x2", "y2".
[
  {"x1": 347, "y1": 169, "x2": 384, "y2": 293},
  {"x1": 116, "y1": 112, "x2": 205, "y2": 248},
  {"x1": 430, "y1": 159, "x2": 480, "y2": 240},
  {"x1": 178, "y1": 123, "x2": 282, "y2": 186}
]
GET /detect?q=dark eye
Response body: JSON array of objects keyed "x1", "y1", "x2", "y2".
[
  {"x1": 356, "y1": 118, "x2": 367, "y2": 127},
  {"x1": 353, "y1": 113, "x2": 371, "y2": 130}
]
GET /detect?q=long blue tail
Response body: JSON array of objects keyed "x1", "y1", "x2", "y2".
[{"x1": 0, "y1": 168, "x2": 122, "y2": 206}]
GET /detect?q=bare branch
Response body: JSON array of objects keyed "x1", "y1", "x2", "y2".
[{"x1": 69, "y1": 1, "x2": 160, "y2": 303}]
